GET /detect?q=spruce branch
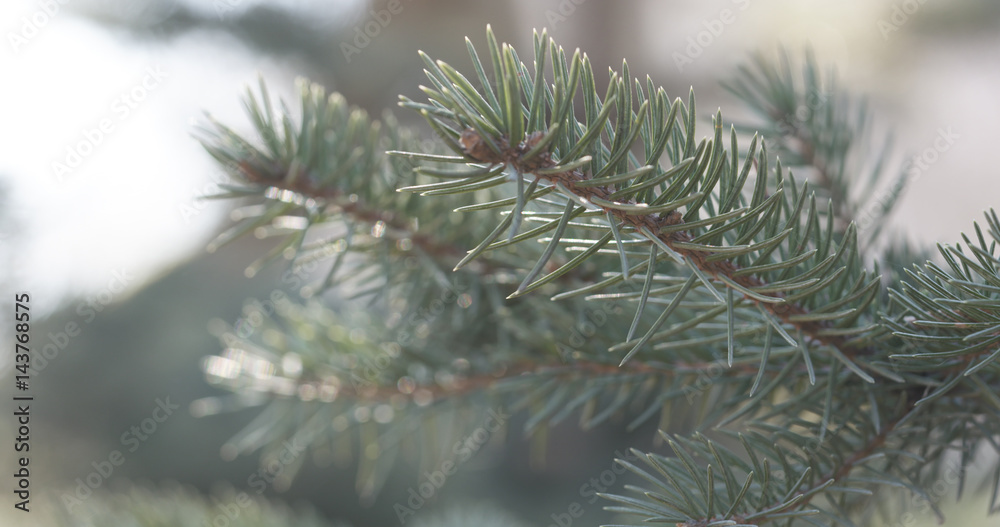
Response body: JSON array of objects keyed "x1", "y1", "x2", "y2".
[
  {"x1": 197, "y1": 77, "x2": 783, "y2": 491},
  {"x1": 602, "y1": 210, "x2": 1000, "y2": 525},
  {"x1": 193, "y1": 26, "x2": 1000, "y2": 527},
  {"x1": 602, "y1": 368, "x2": 1000, "y2": 526},
  {"x1": 455, "y1": 125, "x2": 878, "y2": 363},
  {"x1": 723, "y1": 49, "x2": 906, "y2": 248},
  {"x1": 390, "y1": 27, "x2": 999, "y2": 525},
  {"x1": 884, "y1": 209, "x2": 1000, "y2": 385},
  {"x1": 398, "y1": 27, "x2": 888, "y2": 378},
  {"x1": 196, "y1": 77, "x2": 488, "y2": 286}
]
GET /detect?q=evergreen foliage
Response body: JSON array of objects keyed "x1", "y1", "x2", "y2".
[
  {"x1": 195, "y1": 27, "x2": 1000, "y2": 526},
  {"x1": 41, "y1": 484, "x2": 502, "y2": 527}
]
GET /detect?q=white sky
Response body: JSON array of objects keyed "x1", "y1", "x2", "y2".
[{"x1": 0, "y1": 1, "x2": 358, "y2": 317}]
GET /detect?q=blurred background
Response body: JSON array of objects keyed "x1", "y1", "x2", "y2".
[{"x1": 1, "y1": 0, "x2": 999, "y2": 525}]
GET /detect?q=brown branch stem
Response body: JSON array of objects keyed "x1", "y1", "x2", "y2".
[{"x1": 457, "y1": 129, "x2": 878, "y2": 363}]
